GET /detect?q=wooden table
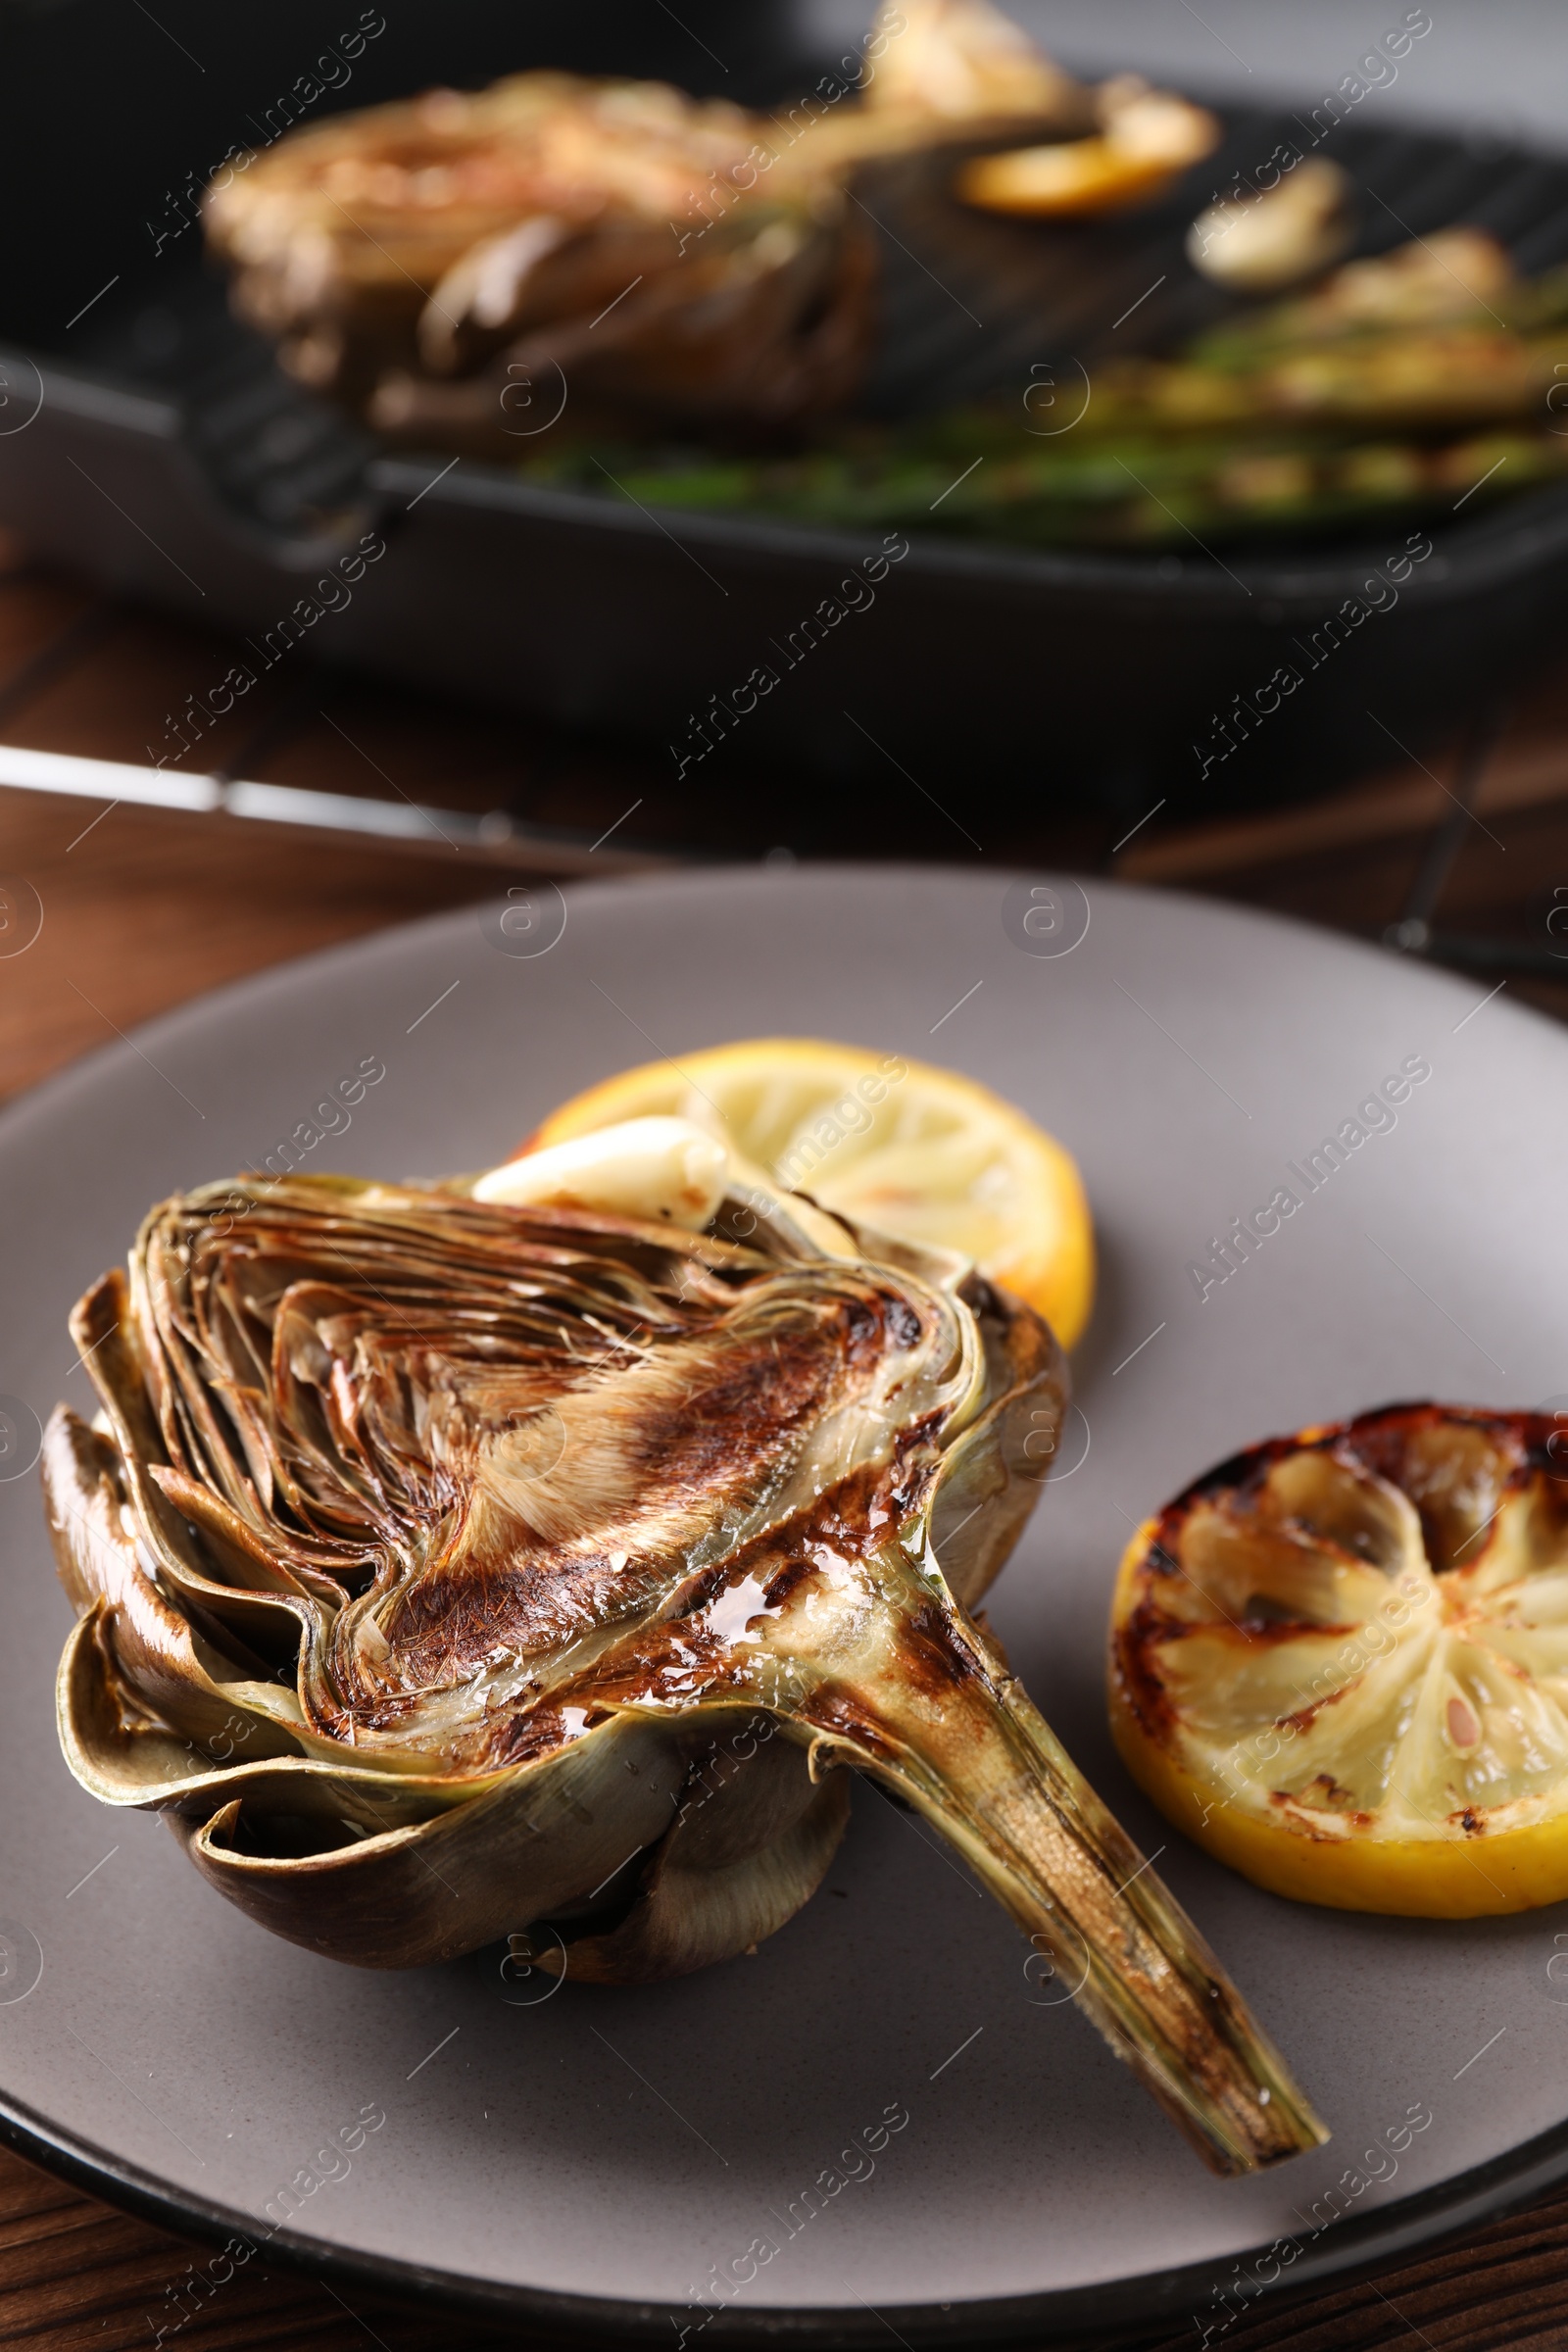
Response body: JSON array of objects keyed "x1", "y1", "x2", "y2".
[{"x1": 4, "y1": 540, "x2": 1568, "y2": 2349}]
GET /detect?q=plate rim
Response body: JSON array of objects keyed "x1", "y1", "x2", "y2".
[
  {"x1": 5, "y1": 866, "x2": 1567, "y2": 2340},
  {"x1": 5, "y1": 2083, "x2": 1568, "y2": 2345}
]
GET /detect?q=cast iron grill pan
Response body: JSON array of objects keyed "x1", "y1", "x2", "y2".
[{"x1": 4, "y1": 64, "x2": 1568, "y2": 810}]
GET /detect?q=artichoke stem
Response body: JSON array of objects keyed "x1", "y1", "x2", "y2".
[{"x1": 791, "y1": 1597, "x2": 1327, "y2": 2177}]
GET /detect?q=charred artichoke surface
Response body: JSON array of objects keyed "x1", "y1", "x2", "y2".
[{"x1": 46, "y1": 1171, "x2": 1324, "y2": 2174}]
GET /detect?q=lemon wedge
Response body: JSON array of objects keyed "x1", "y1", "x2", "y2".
[
  {"x1": 522, "y1": 1037, "x2": 1095, "y2": 1348},
  {"x1": 958, "y1": 138, "x2": 1182, "y2": 216},
  {"x1": 1110, "y1": 1403, "x2": 1568, "y2": 1916},
  {"x1": 957, "y1": 82, "x2": 1218, "y2": 218}
]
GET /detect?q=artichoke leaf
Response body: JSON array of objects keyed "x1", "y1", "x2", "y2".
[
  {"x1": 525, "y1": 1727, "x2": 854, "y2": 1984},
  {"x1": 42, "y1": 1403, "x2": 308, "y2": 1767},
  {"x1": 66, "y1": 1272, "x2": 331, "y2": 1686},
  {"x1": 47, "y1": 1169, "x2": 1324, "y2": 2175},
  {"x1": 55, "y1": 1605, "x2": 485, "y2": 1820},
  {"x1": 176, "y1": 1711, "x2": 696, "y2": 1968}
]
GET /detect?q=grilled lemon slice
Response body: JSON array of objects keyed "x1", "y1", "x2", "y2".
[
  {"x1": 957, "y1": 84, "x2": 1219, "y2": 218},
  {"x1": 1110, "y1": 1404, "x2": 1568, "y2": 1916},
  {"x1": 524, "y1": 1037, "x2": 1095, "y2": 1348}
]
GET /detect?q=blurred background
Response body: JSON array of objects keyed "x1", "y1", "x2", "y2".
[
  {"x1": 0, "y1": 0, "x2": 1565, "y2": 1073},
  {"x1": 817, "y1": 0, "x2": 1568, "y2": 146}
]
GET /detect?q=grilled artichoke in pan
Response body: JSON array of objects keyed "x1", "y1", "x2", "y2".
[
  {"x1": 201, "y1": 0, "x2": 1097, "y2": 445},
  {"x1": 206, "y1": 74, "x2": 876, "y2": 441},
  {"x1": 44, "y1": 1170, "x2": 1324, "y2": 2175}
]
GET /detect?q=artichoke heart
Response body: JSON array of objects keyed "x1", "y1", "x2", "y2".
[{"x1": 44, "y1": 1169, "x2": 1324, "y2": 2175}]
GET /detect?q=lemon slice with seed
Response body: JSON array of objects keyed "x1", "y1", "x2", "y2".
[
  {"x1": 1110, "y1": 1404, "x2": 1568, "y2": 1916},
  {"x1": 523, "y1": 1038, "x2": 1095, "y2": 1348}
]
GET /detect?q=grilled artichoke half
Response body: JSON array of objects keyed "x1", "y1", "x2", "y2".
[
  {"x1": 205, "y1": 74, "x2": 876, "y2": 441},
  {"x1": 44, "y1": 1172, "x2": 1323, "y2": 2175},
  {"x1": 200, "y1": 1, "x2": 1096, "y2": 447}
]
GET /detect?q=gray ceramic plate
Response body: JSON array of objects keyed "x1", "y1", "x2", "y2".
[{"x1": 2, "y1": 865, "x2": 1566, "y2": 2346}]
